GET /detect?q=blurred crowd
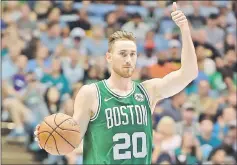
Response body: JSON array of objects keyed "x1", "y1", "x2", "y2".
[{"x1": 1, "y1": 0, "x2": 236, "y2": 165}]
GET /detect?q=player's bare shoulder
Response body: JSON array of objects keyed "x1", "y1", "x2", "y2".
[{"x1": 74, "y1": 83, "x2": 99, "y2": 119}]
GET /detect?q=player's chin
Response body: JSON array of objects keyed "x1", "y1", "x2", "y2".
[{"x1": 121, "y1": 70, "x2": 134, "y2": 78}]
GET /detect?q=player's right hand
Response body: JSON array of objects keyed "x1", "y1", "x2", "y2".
[{"x1": 34, "y1": 124, "x2": 42, "y2": 149}]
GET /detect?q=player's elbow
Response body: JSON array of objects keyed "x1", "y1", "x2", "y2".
[
  {"x1": 192, "y1": 68, "x2": 199, "y2": 80},
  {"x1": 180, "y1": 68, "x2": 198, "y2": 82}
]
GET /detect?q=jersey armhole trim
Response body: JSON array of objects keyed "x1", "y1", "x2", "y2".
[
  {"x1": 139, "y1": 83, "x2": 152, "y2": 110},
  {"x1": 90, "y1": 83, "x2": 101, "y2": 122}
]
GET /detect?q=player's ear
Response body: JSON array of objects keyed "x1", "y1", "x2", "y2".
[{"x1": 106, "y1": 52, "x2": 112, "y2": 63}]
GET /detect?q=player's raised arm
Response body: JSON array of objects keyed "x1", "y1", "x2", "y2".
[{"x1": 142, "y1": 2, "x2": 198, "y2": 112}]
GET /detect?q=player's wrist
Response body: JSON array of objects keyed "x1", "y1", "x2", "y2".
[{"x1": 180, "y1": 24, "x2": 190, "y2": 33}]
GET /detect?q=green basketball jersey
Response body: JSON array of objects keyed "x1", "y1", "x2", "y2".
[{"x1": 83, "y1": 80, "x2": 153, "y2": 164}]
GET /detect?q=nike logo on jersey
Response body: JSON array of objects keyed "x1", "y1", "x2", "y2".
[{"x1": 104, "y1": 97, "x2": 114, "y2": 102}]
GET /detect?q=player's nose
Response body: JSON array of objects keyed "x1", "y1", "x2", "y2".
[{"x1": 125, "y1": 56, "x2": 132, "y2": 64}]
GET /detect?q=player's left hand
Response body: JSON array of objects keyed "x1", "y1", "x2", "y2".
[{"x1": 171, "y1": 2, "x2": 189, "y2": 29}]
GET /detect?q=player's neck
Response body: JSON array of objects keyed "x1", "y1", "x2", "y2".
[{"x1": 107, "y1": 74, "x2": 133, "y2": 91}]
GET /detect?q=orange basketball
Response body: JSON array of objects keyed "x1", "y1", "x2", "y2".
[{"x1": 37, "y1": 113, "x2": 80, "y2": 155}]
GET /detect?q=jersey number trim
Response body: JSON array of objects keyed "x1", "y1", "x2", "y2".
[{"x1": 113, "y1": 132, "x2": 147, "y2": 160}]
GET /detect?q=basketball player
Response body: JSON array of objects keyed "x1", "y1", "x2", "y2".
[{"x1": 35, "y1": 2, "x2": 198, "y2": 164}]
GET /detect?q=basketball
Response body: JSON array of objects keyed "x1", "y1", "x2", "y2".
[{"x1": 37, "y1": 113, "x2": 80, "y2": 155}]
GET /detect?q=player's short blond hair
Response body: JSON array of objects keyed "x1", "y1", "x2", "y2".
[{"x1": 108, "y1": 31, "x2": 136, "y2": 53}]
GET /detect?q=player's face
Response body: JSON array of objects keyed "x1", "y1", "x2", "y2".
[{"x1": 108, "y1": 40, "x2": 137, "y2": 78}]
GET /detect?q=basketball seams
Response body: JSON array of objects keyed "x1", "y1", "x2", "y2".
[
  {"x1": 56, "y1": 126, "x2": 80, "y2": 133},
  {"x1": 43, "y1": 114, "x2": 58, "y2": 149},
  {"x1": 50, "y1": 133, "x2": 60, "y2": 155},
  {"x1": 54, "y1": 114, "x2": 72, "y2": 127},
  {"x1": 43, "y1": 120, "x2": 76, "y2": 149},
  {"x1": 54, "y1": 115, "x2": 80, "y2": 132},
  {"x1": 37, "y1": 131, "x2": 51, "y2": 136}
]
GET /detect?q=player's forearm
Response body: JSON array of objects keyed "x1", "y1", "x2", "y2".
[{"x1": 179, "y1": 26, "x2": 198, "y2": 80}]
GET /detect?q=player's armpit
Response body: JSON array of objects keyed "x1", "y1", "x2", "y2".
[
  {"x1": 73, "y1": 84, "x2": 98, "y2": 143},
  {"x1": 142, "y1": 69, "x2": 197, "y2": 113}
]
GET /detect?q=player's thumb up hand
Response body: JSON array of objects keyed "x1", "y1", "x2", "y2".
[
  {"x1": 171, "y1": 2, "x2": 188, "y2": 29},
  {"x1": 34, "y1": 124, "x2": 42, "y2": 149}
]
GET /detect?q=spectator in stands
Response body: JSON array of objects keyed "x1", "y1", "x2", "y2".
[
  {"x1": 40, "y1": 21, "x2": 62, "y2": 53},
  {"x1": 3, "y1": 1, "x2": 22, "y2": 23},
  {"x1": 2, "y1": 72, "x2": 43, "y2": 142},
  {"x1": 174, "y1": 132, "x2": 202, "y2": 164},
  {"x1": 158, "y1": 90, "x2": 187, "y2": 122},
  {"x1": 217, "y1": 4, "x2": 236, "y2": 32},
  {"x1": 41, "y1": 57, "x2": 71, "y2": 99},
  {"x1": 222, "y1": 75, "x2": 236, "y2": 95},
  {"x1": 80, "y1": 25, "x2": 108, "y2": 57},
  {"x1": 27, "y1": 44, "x2": 51, "y2": 80},
  {"x1": 213, "y1": 110, "x2": 229, "y2": 140},
  {"x1": 224, "y1": 33, "x2": 236, "y2": 54},
  {"x1": 122, "y1": 12, "x2": 150, "y2": 42},
  {"x1": 105, "y1": 11, "x2": 120, "y2": 38},
  {"x1": 153, "y1": 116, "x2": 181, "y2": 163},
  {"x1": 158, "y1": 7, "x2": 175, "y2": 38},
  {"x1": 193, "y1": 29, "x2": 222, "y2": 61},
  {"x1": 3, "y1": 96, "x2": 34, "y2": 141},
  {"x1": 226, "y1": 92, "x2": 237, "y2": 109},
  {"x1": 43, "y1": 86, "x2": 62, "y2": 114},
  {"x1": 61, "y1": 24, "x2": 71, "y2": 41},
  {"x1": 68, "y1": 8, "x2": 91, "y2": 31},
  {"x1": 2, "y1": 54, "x2": 28, "y2": 121},
  {"x1": 1, "y1": 32, "x2": 8, "y2": 57},
  {"x1": 62, "y1": 48, "x2": 85, "y2": 85},
  {"x1": 114, "y1": 4, "x2": 129, "y2": 26},
  {"x1": 188, "y1": 80, "x2": 218, "y2": 116},
  {"x1": 204, "y1": 146, "x2": 227, "y2": 165},
  {"x1": 11, "y1": 55, "x2": 28, "y2": 93},
  {"x1": 60, "y1": 1, "x2": 77, "y2": 16},
  {"x1": 194, "y1": 44, "x2": 216, "y2": 78},
  {"x1": 63, "y1": 27, "x2": 86, "y2": 54},
  {"x1": 195, "y1": 44, "x2": 215, "y2": 82},
  {"x1": 148, "y1": 51, "x2": 179, "y2": 78},
  {"x1": 197, "y1": 116, "x2": 222, "y2": 161},
  {"x1": 176, "y1": 102, "x2": 200, "y2": 135},
  {"x1": 17, "y1": 4, "x2": 37, "y2": 33},
  {"x1": 142, "y1": 1, "x2": 159, "y2": 29},
  {"x1": 47, "y1": 7, "x2": 67, "y2": 29},
  {"x1": 222, "y1": 107, "x2": 236, "y2": 125},
  {"x1": 204, "y1": 13, "x2": 225, "y2": 55},
  {"x1": 225, "y1": 48, "x2": 237, "y2": 71},
  {"x1": 83, "y1": 65, "x2": 101, "y2": 85},
  {"x1": 2, "y1": 46, "x2": 22, "y2": 80},
  {"x1": 22, "y1": 36, "x2": 40, "y2": 60},
  {"x1": 3, "y1": 55, "x2": 28, "y2": 101},
  {"x1": 167, "y1": 39, "x2": 181, "y2": 67},
  {"x1": 223, "y1": 121, "x2": 237, "y2": 154},
  {"x1": 136, "y1": 30, "x2": 157, "y2": 69},
  {"x1": 140, "y1": 66, "x2": 150, "y2": 81},
  {"x1": 33, "y1": 1, "x2": 52, "y2": 21},
  {"x1": 187, "y1": 1, "x2": 206, "y2": 29},
  {"x1": 209, "y1": 55, "x2": 236, "y2": 94}
]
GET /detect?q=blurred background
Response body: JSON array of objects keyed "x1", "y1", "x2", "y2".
[{"x1": 1, "y1": 0, "x2": 236, "y2": 165}]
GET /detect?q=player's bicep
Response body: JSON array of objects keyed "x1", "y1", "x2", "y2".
[
  {"x1": 142, "y1": 70, "x2": 193, "y2": 104},
  {"x1": 73, "y1": 85, "x2": 96, "y2": 141}
]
